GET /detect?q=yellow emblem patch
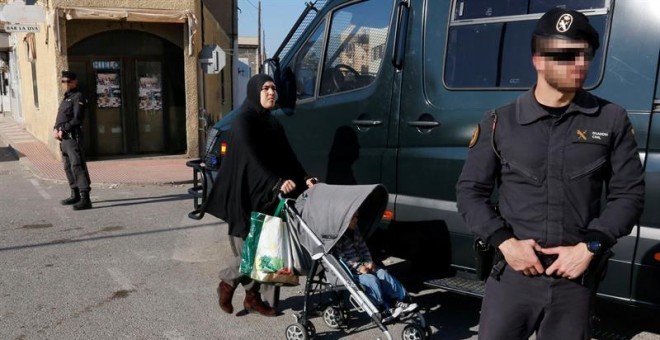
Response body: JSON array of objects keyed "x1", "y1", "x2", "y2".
[{"x1": 468, "y1": 124, "x2": 480, "y2": 148}]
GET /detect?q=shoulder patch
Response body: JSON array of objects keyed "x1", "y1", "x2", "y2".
[{"x1": 468, "y1": 124, "x2": 480, "y2": 148}]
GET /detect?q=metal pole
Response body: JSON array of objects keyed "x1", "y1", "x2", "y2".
[{"x1": 257, "y1": 0, "x2": 262, "y2": 70}]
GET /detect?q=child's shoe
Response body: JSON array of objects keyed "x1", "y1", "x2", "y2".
[
  {"x1": 395, "y1": 300, "x2": 418, "y2": 314},
  {"x1": 381, "y1": 306, "x2": 403, "y2": 323}
]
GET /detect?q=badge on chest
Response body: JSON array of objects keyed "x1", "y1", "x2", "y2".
[{"x1": 575, "y1": 129, "x2": 610, "y2": 145}]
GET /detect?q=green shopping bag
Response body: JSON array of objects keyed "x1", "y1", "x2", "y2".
[{"x1": 239, "y1": 199, "x2": 286, "y2": 276}]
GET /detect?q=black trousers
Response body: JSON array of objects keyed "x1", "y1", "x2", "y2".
[
  {"x1": 478, "y1": 265, "x2": 593, "y2": 340},
  {"x1": 60, "y1": 138, "x2": 91, "y2": 191}
]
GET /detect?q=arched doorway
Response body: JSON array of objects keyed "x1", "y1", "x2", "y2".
[{"x1": 68, "y1": 30, "x2": 186, "y2": 158}]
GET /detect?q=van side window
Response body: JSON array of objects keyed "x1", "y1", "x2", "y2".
[
  {"x1": 319, "y1": 1, "x2": 390, "y2": 96},
  {"x1": 293, "y1": 20, "x2": 327, "y2": 100},
  {"x1": 453, "y1": 0, "x2": 608, "y2": 20},
  {"x1": 445, "y1": 1, "x2": 609, "y2": 88}
]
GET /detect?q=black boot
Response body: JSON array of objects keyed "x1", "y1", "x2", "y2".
[
  {"x1": 60, "y1": 188, "x2": 80, "y2": 205},
  {"x1": 73, "y1": 190, "x2": 92, "y2": 210}
]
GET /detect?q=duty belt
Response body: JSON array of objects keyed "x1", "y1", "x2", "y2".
[
  {"x1": 536, "y1": 252, "x2": 558, "y2": 269},
  {"x1": 62, "y1": 130, "x2": 79, "y2": 140}
]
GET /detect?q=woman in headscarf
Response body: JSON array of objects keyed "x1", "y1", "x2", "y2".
[{"x1": 206, "y1": 74, "x2": 316, "y2": 316}]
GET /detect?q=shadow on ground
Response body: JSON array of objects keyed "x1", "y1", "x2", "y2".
[{"x1": 0, "y1": 146, "x2": 19, "y2": 162}]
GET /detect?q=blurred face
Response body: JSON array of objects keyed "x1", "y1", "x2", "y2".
[
  {"x1": 61, "y1": 77, "x2": 77, "y2": 90},
  {"x1": 260, "y1": 81, "x2": 277, "y2": 110},
  {"x1": 533, "y1": 38, "x2": 593, "y2": 92}
]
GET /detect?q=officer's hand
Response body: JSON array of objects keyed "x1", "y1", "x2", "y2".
[
  {"x1": 537, "y1": 243, "x2": 593, "y2": 279},
  {"x1": 364, "y1": 262, "x2": 376, "y2": 272},
  {"x1": 280, "y1": 179, "x2": 296, "y2": 194},
  {"x1": 53, "y1": 129, "x2": 62, "y2": 141},
  {"x1": 498, "y1": 238, "x2": 544, "y2": 276}
]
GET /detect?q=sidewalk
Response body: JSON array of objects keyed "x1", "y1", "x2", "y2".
[{"x1": 0, "y1": 115, "x2": 193, "y2": 185}]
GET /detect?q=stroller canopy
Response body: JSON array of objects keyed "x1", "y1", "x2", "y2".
[{"x1": 294, "y1": 184, "x2": 388, "y2": 254}]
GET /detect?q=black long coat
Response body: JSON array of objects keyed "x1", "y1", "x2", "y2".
[{"x1": 206, "y1": 75, "x2": 307, "y2": 238}]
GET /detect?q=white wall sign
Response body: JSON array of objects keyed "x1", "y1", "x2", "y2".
[
  {"x1": 1, "y1": 2, "x2": 46, "y2": 23},
  {"x1": 5, "y1": 24, "x2": 40, "y2": 33}
]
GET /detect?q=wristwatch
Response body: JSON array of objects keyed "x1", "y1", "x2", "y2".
[{"x1": 586, "y1": 240, "x2": 602, "y2": 255}]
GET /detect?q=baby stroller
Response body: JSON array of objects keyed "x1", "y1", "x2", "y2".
[{"x1": 282, "y1": 184, "x2": 429, "y2": 340}]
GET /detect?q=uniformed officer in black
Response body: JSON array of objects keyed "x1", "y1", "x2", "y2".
[
  {"x1": 456, "y1": 8, "x2": 645, "y2": 340},
  {"x1": 53, "y1": 70, "x2": 92, "y2": 210}
]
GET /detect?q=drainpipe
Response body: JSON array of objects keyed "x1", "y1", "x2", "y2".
[
  {"x1": 231, "y1": 0, "x2": 238, "y2": 110},
  {"x1": 197, "y1": 0, "x2": 207, "y2": 156}
]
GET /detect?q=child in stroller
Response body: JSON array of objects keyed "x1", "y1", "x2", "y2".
[
  {"x1": 283, "y1": 183, "x2": 429, "y2": 340},
  {"x1": 333, "y1": 209, "x2": 418, "y2": 322}
]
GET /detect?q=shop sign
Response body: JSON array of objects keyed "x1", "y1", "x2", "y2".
[{"x1": 5, "y1": 24, "x2": 40, "y2": 32}]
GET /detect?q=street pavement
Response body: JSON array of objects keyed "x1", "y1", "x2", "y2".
[
  {"x1": 0, "y1": 115, "x2": 191, "y2": 186},
  {"x1": 1, "y1": 115, "x2": 659, "y2": 339}
]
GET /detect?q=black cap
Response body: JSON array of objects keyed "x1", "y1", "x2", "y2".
[
  {"x1": 533, "y1": 8, "x2": 600, "y2": 51},
  {"x1": 61, "y1": 70, "x2": 77, "y2": 80}
]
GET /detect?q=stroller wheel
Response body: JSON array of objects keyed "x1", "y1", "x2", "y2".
[
  {"x1": 285, "y1": 323, "x2": 309, "y2": 340},
  {"x1": 402, "y1": 324, "x2": 426, "y2": 340},
  {"x1": 322, "y1": 306, "x2": 345, "y2": 329},
  {"x1": 304, "y1": 320, "x2": 316, "y2": 338}
]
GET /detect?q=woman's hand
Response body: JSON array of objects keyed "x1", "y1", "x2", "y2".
[
  {"x1": 280, "y1": 179, "x2": 296, "y2": 194},
  {"x1": 305, "y1": 177, "x2": 318, "y2": 188}
]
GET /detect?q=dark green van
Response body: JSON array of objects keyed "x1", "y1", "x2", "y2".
[{"x1": 237, "y1": 0, "x2": 660, "y2": 308}]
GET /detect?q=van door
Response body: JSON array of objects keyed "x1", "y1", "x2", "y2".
[
  {"x1": 397, "y1": 0, "x2": 614, "y2": 271},
  {"x1": 630, "y1": 25, "x2": 660, "y2": 305},
  {"x1": 277, "y1": 0, "x2": 397, "y2": 185}
]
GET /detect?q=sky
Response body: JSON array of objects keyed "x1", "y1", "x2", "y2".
[{"x1": 238, "y1": 0, "x2": 311, "y2": 58}]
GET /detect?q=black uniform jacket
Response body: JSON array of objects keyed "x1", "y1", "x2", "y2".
[
  {"x1": 54, "y1": 89, "x2": 86, "y2": 132},
  {"x1": 456, "y1": 89, "x2": 645, "y2": 249},
  {"x1": 205, "y1": 106, "x2": 308, "y2": 239}
]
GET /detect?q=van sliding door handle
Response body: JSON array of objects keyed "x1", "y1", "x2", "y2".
[
  {"x1": 407, "y1": 121, "x2": 440, "y2": 128},
  {"x1": 352, "y1": 120, "x2": 383, "y2": 127}
]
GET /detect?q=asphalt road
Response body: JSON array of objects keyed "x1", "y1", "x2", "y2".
[{"x1": 0, "y1": 146, "x2": 658, "y2": 340}]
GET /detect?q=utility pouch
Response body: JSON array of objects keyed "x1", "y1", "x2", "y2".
[{"x1": 474, "y1": 238, "x2": 495, "y2": 281}]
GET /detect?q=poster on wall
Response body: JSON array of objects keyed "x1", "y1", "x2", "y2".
[
  {"x1": 138, "y1": 76, "x2": 162, "y2": 111},
  {"x1": 96, "y1": 72, "x2": 121, "y2": 108}
]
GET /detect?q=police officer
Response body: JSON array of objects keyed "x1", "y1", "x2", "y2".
[
  {"x1": 456, "y1": 8, "x2": 644, "y2": 340},
  {"x1": 53, "y1": 70, "x2": 92, "y2": 210}
]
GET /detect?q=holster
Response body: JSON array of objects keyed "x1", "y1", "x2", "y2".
[
  {"x1": 581, "y1": 249, "x2": 613, "y2": 288},
  {"x1": 62, "y1": 129, "x2": 80, "y2": 141},
  {"x1": 474, "y1": 238, "x2": 497, "y2": 281}
]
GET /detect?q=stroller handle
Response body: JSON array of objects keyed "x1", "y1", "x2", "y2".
[{"x1": 278, "y1": 192, "x2": 325, "y2": 260}]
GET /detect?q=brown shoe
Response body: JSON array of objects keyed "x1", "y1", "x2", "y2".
[
  {"x1": 217, "y1": 281, "x2": 235, "y2": 314},
  {"x1": 243, "y1": 288, "x2": 276, "y2": 316}
]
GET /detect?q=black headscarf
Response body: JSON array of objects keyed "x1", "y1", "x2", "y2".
[
  {"x1": 206, "y1": 74, "x2": 308, "y2": 238},
  {"x1": 245, "y1": 74, "x2": 273, "y2": 115}
]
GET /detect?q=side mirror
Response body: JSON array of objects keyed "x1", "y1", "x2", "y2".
[{"x1": 264, "y1": 58, "x2": 296, "y2": 112}]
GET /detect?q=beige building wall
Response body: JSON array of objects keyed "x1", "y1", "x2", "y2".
[
  {"x1": 12, "y1": 0, "x2": 233, "y2": 159},
  {"x1": 201, "y1": 5, "x2": 232, "y2": 125}
]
